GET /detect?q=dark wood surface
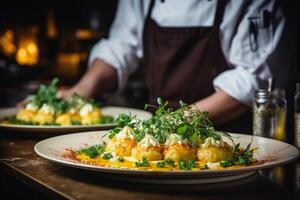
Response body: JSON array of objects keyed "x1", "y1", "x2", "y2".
[{"x1": 0, "y1": 131, "x2": 299, "y2": 200}]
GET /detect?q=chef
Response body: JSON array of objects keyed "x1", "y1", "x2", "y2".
[{"x1": 58, "y1": 0, "x2": 293, "y2": 132}]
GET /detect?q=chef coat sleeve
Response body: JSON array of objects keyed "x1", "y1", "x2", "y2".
[
  {"x1": 88, "y1": 0, "x2": 143, "y2": 92},
  {"x1": 213, "y1": 0, "x2": 286, "y2": 107}
]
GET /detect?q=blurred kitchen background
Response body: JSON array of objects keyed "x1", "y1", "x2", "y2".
[{"x1": 0, "y1": 0, "x2": 148, "y2": 108}]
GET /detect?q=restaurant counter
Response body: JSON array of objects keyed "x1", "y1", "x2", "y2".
[{"x1": 0, "y1": 132, "x2": 299, "y2": 200}]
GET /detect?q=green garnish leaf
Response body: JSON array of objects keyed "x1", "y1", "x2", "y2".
[
  {"x1": 135, "y1": 157, "x2": 150, "y2": 167},
  {"x1": 220, "y1": 139, "x2": 255, "y2": 167},
  {"x1": 156, "y1": 161, "x2": 166, "y2": 168},
  {"x1": 99, "y1": 115, "x2": 114, "y2": 124},
  {"x1": 156, "y1": 159, "x2": 176, "y2": 168},
  {"x1": 108, "y1": 127, "x2": 122, "y2": 139},
  {"x1": 220, "y1": 157, "x2": 235, "y2": 168},
  {"x1": 177, "y1": 124, "x2": 188, "y2": 135},
  {"x1": 71, "y1": 120, "x2": 82, "y2": 125},
  {"x1": 178, "y1": 160, "x2": 198, "y2": 170},
  {"x1": 77, "y1": 144, "x2": 105, "y2": 158},
  {"x1": 102, "y1": 152, "x2": 113, "y2": 160},
  {"x1": 116, "y1": 113, "x2": 133, "y2": 127},
  {"x1": 165, "y1": 159, "x2": 176, "y2": 167},
  {"x1": 117, "y1": 156, "x2": 125, "y2": 162}
]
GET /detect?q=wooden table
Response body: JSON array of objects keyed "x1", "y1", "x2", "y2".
[{"x1": 0, "y1": 132, "x2": 299, "y2": 200}]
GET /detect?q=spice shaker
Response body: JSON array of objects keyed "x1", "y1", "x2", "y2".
[{"x1": 253, "y1": 80, "x2": 287, "y2": 141}]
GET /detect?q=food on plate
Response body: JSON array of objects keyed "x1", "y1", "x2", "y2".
[
  {"x1": 106, "y1": 126, "x2": 137, "y2": 156},
  {"x1": 1, "y1": 78, "x2": 114, "y2": 126},
  {"x1": 197, "y1": 139, "x2": 233, "y2": 163},
  {"x1": 73, "y1": 98, "x2": 257, "y2": 171},
  {"x1": 131, "y1": 134, "x2": 163, "y2": 161},
  {"x1": 163, "y1": 133, "x2": 197, "y2": 161}
]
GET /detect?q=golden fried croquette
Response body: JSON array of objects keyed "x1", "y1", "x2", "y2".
[
  {"x1": 197, "y1": 144, "x2": 233, "y2": 163},
  {"x1": 55, "y1": 113, "x2": 72, "y2": 125},
  {"x1": 163, "y1": 143, "x2": 197, "y2": 161},
  {"x1": 32, "y1": 112, "x2": 54, "y2": 125},
  {"x1": 131, "y1": 145, "x2": 163, "y2": 161},
  {"x1": 16, "y1": 109, "x2": 36, "y2": 122},
  {"x1": 80, "y1": 109, "x2": 101, "y2": 125},
  {"x1": 106, "y1": 137, "x2": 137, "y2": 156}
]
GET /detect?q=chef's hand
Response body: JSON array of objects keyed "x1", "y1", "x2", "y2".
[
  {"x1": 57, "y1": 58, "x2": 118, "y2": 99},
  {"x1": 192, "y1": 90, "x2": 249, "y2": 125}
]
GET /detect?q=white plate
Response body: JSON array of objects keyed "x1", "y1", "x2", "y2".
[
  {"x1": 34, "y1": 131, "x2": 299, "y2": 184},
  {"x1": 0, "y1": 107, "x2": 152, "y2": 134}
]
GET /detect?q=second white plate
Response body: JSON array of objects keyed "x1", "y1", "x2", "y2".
[{"x1": 0, "y1": 106, "x2": 152, "y2": 134}]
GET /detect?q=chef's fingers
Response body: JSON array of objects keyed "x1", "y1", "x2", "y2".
[{"x1": 57, "y1": 88, "x2": 74, "y2": 99}]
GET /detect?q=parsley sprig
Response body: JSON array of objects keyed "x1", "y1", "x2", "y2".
[
  {"x1": 220, "y1": 139, "x2": 255, "y2": 168},
  {"x1": 135, "y1": 157, "x2": 150, "y2": 167},
  {"x1": 178, "y1": 160, "x2": 198, "y2": 170},
  {"x1": 77, "y1": 144, "x2": 105, "y2": 158},
  {"x1": 108, "y1": 97, "x2": 224, "y2": 146},
  {"x1": 156, "y1": 159, "x2": 176, "y2": 168},
  {"x1": 28, "y1": 78, "x2": 70, "y2": 114}
]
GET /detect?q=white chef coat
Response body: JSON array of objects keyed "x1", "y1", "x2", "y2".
[{"x1": 88, "y1": 0, "x2": 292, "y2": 107}]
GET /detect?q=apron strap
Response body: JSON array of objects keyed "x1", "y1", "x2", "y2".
[
  {"x1": 146, "y1": 0, "x2": 155, "y2": 21},
  {"x1": 214, "y1": 0, "x2": 227, "y2": 26}
]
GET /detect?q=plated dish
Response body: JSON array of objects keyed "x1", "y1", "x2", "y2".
[
  {"x1": 0, "y1": 78, "x2": 152, "y2": 133},
  {"x1": 34, "y1": 99, "x2": 299, "y2": 183},
  {"x1": 74, "y1": 100, "x2": 257, "y2": 171},
  {"x1": 0, "y1": 107, "x2": 152, "y2": 134},
  {"x1": 34, "y1": 130, "x2": 299, "y2": 184},
  {"x1": 1, "y1": 78, "x2": 113, "y2": 126}
]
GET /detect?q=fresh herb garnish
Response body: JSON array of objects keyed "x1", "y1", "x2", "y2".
[
  {"x1": 71, "y1": 120, "x2": 82, "y2": 125},
  {"x1": 108, "y1": 113, "x2": 136, "y2": 138},
  {"x1": 77, "y1": 144, "x2": 105, "y2": 158},
  {"x1": 99, "y1": 115, "x2": 114, "y2": 124},
  {"x1": 156, "y1": 159, "x2": 176, "y2": 168},
  {"x1": 135, "y1": 157, "x2": 150, "y2": 167},
  {"x1": 178, "y1": 160, "x2": 198, "y2": 170},
  {"x1": 115, "y1": 98, "x2": 222, "y2": 145},
  {"x1": 102, "y1": 152, "x2": 113, "y2": 160},
  {"x1": 220, "y1": 157, "x2": 235, "y2": 168},
  {"x1": 116, "y1": 113, "x2": 134, "y2": 127},
  {"x1": 28, "y1": 78, "x2": 71, "y2": 114},
  {"x1": 220, "y1": 139, "x2": 254, "y2": 168},
  {"x1": 108, "y1": 127, "x2": 122, "y2": 139},
  {"x1": 156, "y1": 161, "x2": 166, "y2": 168},
  {"x1": 117, "y1": 156, "x2": 125, "y2": 162}
]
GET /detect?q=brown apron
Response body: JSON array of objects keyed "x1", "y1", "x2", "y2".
[{"x1": 143, "y1": 0, "x2": 252, "y2": 133}]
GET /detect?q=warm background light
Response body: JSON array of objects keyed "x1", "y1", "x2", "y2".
[
  {"x1": 16, "y1": 37, "x2": 39, "y2": 66},
  {"x1": 0, "y1": 30, "x2": 16, "y2": 57},
  {"x1": 56, "y1": 52, "x2": 87, "y2": 77}
]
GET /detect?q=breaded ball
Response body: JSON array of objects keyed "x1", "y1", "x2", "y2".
[
  {"x1": 163, "y1": 143, "x2": 197, "y2": 161},
  {"x1": 16, "y1": 109, "x2": 36, "y2": 122},
  {"x1": 81, "y1": 109, "x2": 101, "y2": 125},
  {"x1": 131, "y1": 145, "x2": 163, "y2": 161},
  {"x1": 197, "y1": 144, "x2": 233, "y2": 163},
  {"x1": 32, "y1": 112, "x2": 54, "y2": 125},
  {"x1": 106, "y1": 137, "x2": 136, "y2": 156},
  {"x1": 55, "y1": 113, "x2": 72, "y2": 125}
]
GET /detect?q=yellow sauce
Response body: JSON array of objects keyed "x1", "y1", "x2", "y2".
[{"x1": 74, "y1": 153, "x2": 243, "y2": 171}]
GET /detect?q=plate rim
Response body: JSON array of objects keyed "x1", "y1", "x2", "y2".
[{"x1": 34, "y1": 130, "x2": 300, "y2": 176}]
